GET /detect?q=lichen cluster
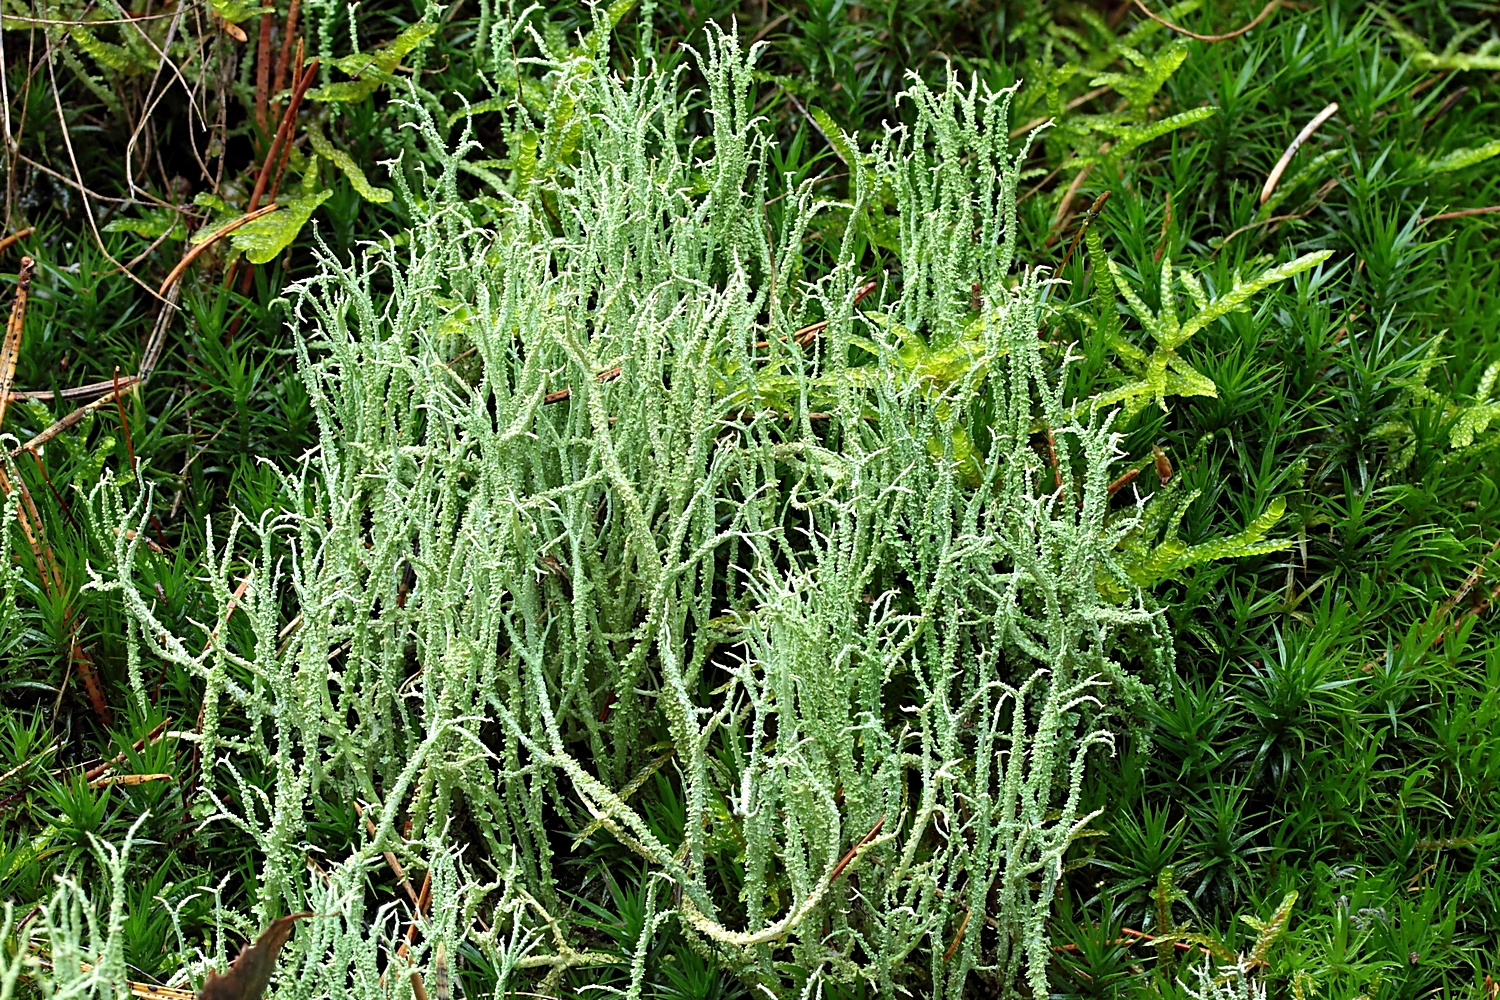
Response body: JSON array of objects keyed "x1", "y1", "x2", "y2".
[{"x1": 64, "y1": 28, "x2": 1170, "y2": 999}]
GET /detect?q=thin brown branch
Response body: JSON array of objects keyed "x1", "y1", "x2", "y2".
[
  {"x1": 255, "y1": 0, "x2": 274, "y2": 135},
  {"x1": 14, "y1": 154, "x2": 131, "y2": 204},
  {"x1": 271, "y1": 0, "x2": 302, "y2": 117},
  {"x1": 544, "y1": 365, "x2": 624, "y2": 405},
  {"x1": 355, "y1": 800, "x2": 425, "y2": 909},
  {"x1": 0, "y1": 256, "x2": 32, "y2": 431},
  {"x1": 1428, "y1": 205, "x2": 1500, "y2": 222},
  {"x1": 1213, "y1": 178, "x2": 1339, "y2": 257},
  {"x1": 1132, "y1": 0, "x2": 1281, "y2": 43},
  {"x1": 1056, "y1": 190, "x2": 1110, "y2": 273},
  {"x1": 753, "y1": 278, "x2": 879, "y2": 349},
  {"x1": 156, "y1": 205, "x2": 280, "y2": 298},
  {"x1": 0, "y1": 226, "x2": 32, "y2": 255},
  {"x1": 827, "y1": 815, "x2": 885, "y2": 885},
  {"x1": 942, "y1": 910, "x2": 970, "y2": 963},
  {"x1": 1422, "y1": 85, "x2": 1469, "y2": 132},
  {"x1": 1107, "y1": 467, "x2": 1140, "y2": 496},
  {"x1": 267, "y1": 52, "x2": 314, "y2": 204},
  {"x1": 72, "y1": 720, "x2": 174, "y2": 783},
  {"x1": 43, "y1": 44, "x2": 165, "y2": 304},
  {"x1": 11, "y1": 381, "x2": 140, "y2": 458},
  {"x1": 113, "y1": 367, "x2": 138, "y2": 477},
  {"x1": 247, "y1": 48, "x2": 316, "y2": 214}
]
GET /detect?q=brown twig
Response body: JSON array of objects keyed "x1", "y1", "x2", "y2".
[
  {"x1": 11, "y1": 380, "x2": 141, "y2": 458},
  {"x1": 1422, "y1": 85, "x2": 1469, "y2": 132},
  {"x1": 1432, "y1": 537, "x2": 1500, "y2": 628},
  {"x1": 156, "y1": 205, "x2": 280, "y2": 299},
  {"x1": 1055, "y1": 190, "x2": 1111, "y2": 273},
  {"x1": 355, "y1": 800, "x2": 424, "y2": 909},
  {"x1": 753, "y1": 278, "x2": 879, "y2": 349},
  {"x1": 0, "y1": 226, "x2": 32, "y2": 255},
  {"x1": 1107, "y1": 467, "x2": 1141, "y2": 496},
  {"x1": 255, "y1": 0, "x2": 274, "y2": 136},
  {"x1": 6, "y1": 374, "x2": 141, "y2": 404},
  {"x1": 112, "y1": 367, "x2": 138, "y2": 476},
  {"x1": 79, "y1": 717, "x2": 173, "y2": 782},
  {"x1": 30, "y1": 449, "x2": 74, "y2": 529},
  {"x1": 828, "y1": 815, "x2": 885, "y2": 885},
  {"x1": 0, "y1": 265, "x2": 115, "y2": 728},
  {"x1": 1044, "y1": 426, "x2": 1062, "y2": 491},
  {"x1": 1053, "y1": 925, "x2": 1200, "y2": 954},
  {"x1": 246, "y1": 48, "x2": 315, "y2": 215},
  {"x1": 942, "y1": 910, "x2": 970, "y2": 963},
  {"x1": 0, "y1": 256, "x2": 33, "y2": 431},
  {"x1": 234, "y1": 47, "x2": 313, "y2": 298},
  {"x1": 1047, "y1": 140, "x2": 1111, "y2": 247},
  {"x1": 543, "y1": 365, "x2": 623, "y2": 406},
  {"x1": 1153, "y1": 191, "x2": 1173, "y2": 263},
  {"x1": 1427, "y1": 205, "x2": 1500, "y2": 222},
  {"x1": 268, "y1": 52, "x2": 315, "y2": 204},
  {"x1": 1132, "y1": 0, "x2": 1281, "y2": 43},
  {"x1": 107, "y1": 222, "x2": 181, "y2": 276},
  {"x1": 90, "y1": 772, "x2": 173, "y2": 789},
  {"x1": 272, "y1": 0, "x2": 301, "y2": 104},
  {"x1": 1211, "y1": 177, "x2": 1338, "y2": 257}
]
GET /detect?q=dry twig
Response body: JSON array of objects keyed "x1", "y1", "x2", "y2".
[{"x1": 1133, "y1": 0, "x2": 1281, "y2": 43}]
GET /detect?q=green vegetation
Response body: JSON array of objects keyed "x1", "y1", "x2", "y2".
[{"x1": 1, "y1": 1, "x2": 1497, "y2": 998}]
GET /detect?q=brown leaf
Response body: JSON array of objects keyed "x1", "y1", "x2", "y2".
[
  {"x1": 198, "y1": 913, "x2": 312, "y2": 1000},
  {"x1": 1152, "y1": 445, "x2": 1173, "y2": 485},
  {"x1": 432, "y1": 941, "x2": 450, "y2": 1000}
]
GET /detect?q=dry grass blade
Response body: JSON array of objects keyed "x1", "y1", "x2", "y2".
[
  {"x1": 0, "y1": 259, "x2": 104, "y2": 726},
  {"x1": 79, "y1": 717, "x2": 173, "y2": 782},
  {"x1": 197, "y1": 913, "x2": 314, "y2": 1000},
  {"x1": 7, "y1": 374, "x2": 141, "y2": 403},
  {"x1": 1261, "y1": 102, "x2": 1339, "y2": 204},
  {"x1": 89, "y1": 772, "x2": 174, "y2": 788},
  {"x1": 74, "y1": 962, "x2": 197, "y2": 1000}
]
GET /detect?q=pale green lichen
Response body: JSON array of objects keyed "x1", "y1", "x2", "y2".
[{"x1": 56, "y1": 28, "x2": 1184, "y2": 1000}]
